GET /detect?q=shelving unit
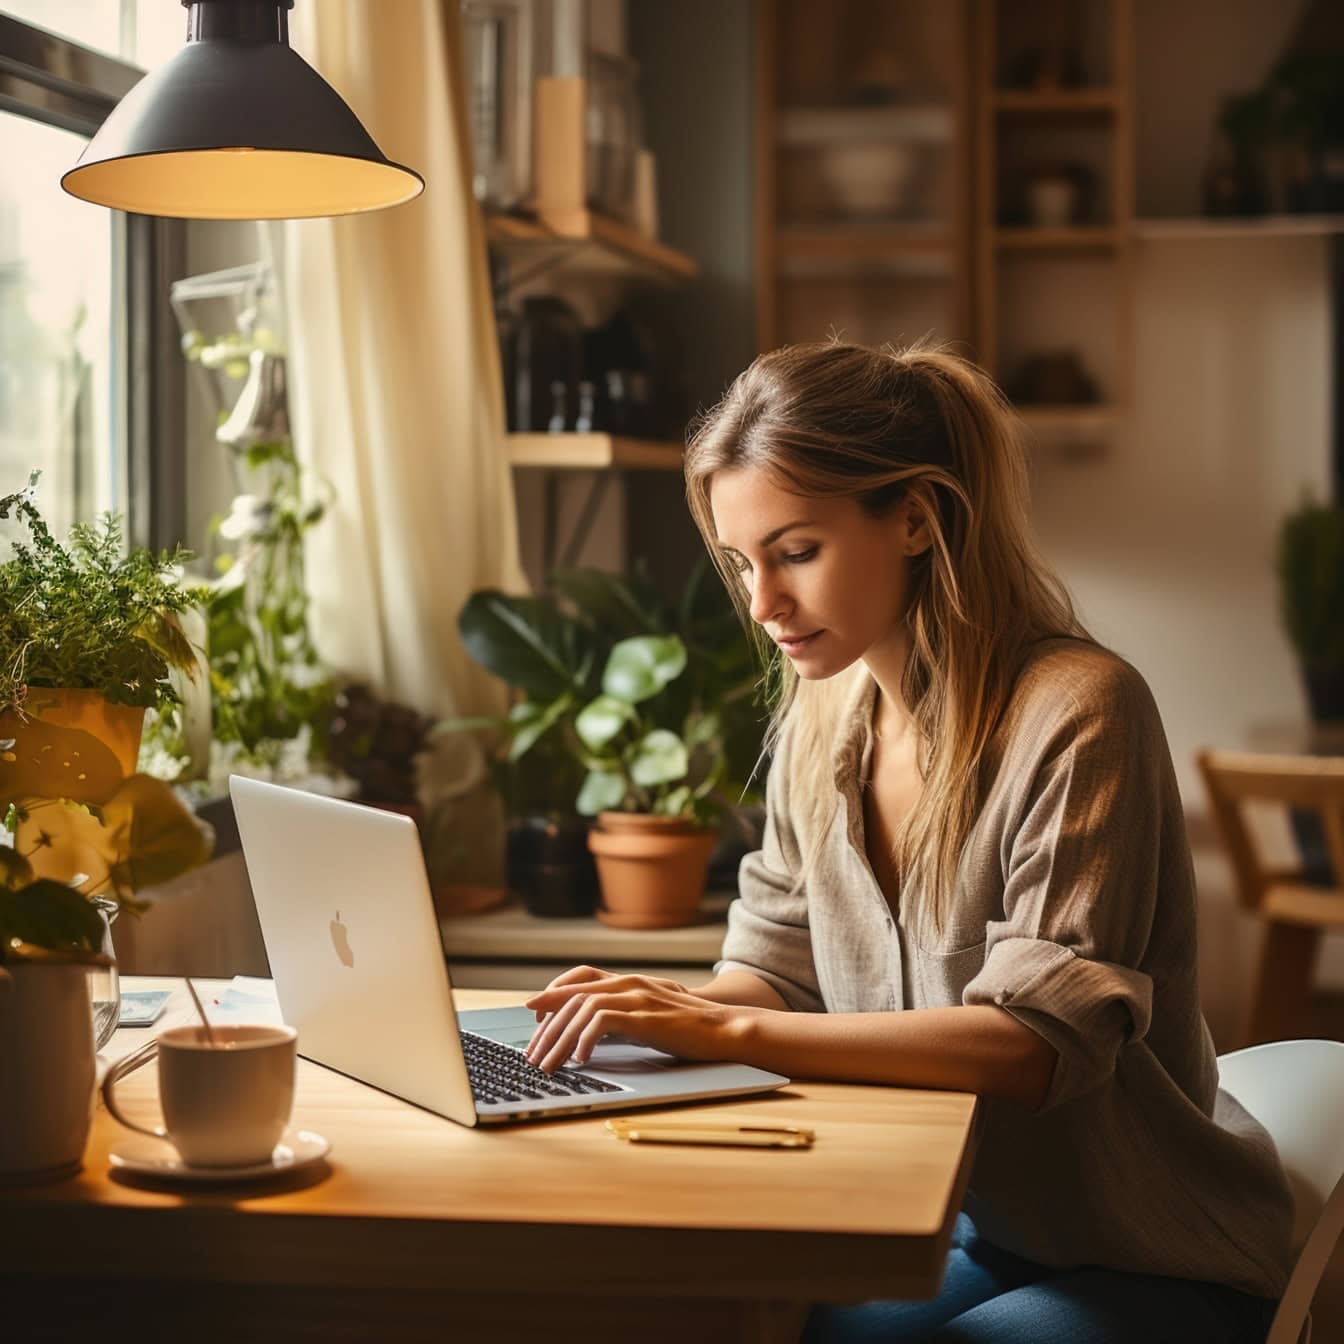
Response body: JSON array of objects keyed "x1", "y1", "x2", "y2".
[
  {"x1": 1132, "y1": 214, "x2": 1344, "y2": 242},
  {"x1": 974, "y1": 0, "x2": 1134, "y2": 443},
  {"x1": 755, "y1": 0, "x2": 973, "y2": 352},
  {"x1": 993, "y1": 225, "x2": 1123, "y2": 251},
  {"x1": 485, "y1": 209, "x2": 698, "y2": 285},
  {"x1": 506, "y1": 433, "x2": 684, "y2": 471}
]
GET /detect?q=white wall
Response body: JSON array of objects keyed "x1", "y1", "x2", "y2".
[{"x1": 1026, "y1": 0, "x2": 1339, "y2": 1034}]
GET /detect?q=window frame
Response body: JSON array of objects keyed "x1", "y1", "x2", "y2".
[{"x1": 0, "y1": 13, "x2": 187, "y2": 551}]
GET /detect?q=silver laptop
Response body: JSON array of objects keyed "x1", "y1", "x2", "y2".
[{"x1": 229, "y1": 776, "x2": 789, "y2": 1126}]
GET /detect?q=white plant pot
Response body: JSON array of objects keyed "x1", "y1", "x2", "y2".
[{"x1": 0, "y1": 961, "x2": 96, "y2": 1185}]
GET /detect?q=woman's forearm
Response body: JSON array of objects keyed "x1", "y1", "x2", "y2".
[
  {"x1": 689, "y1": 969, "x2": 793, "y2": 1013},
  {"x1": 734, "y1": 1003, "x2": 1058, "y2": 1110}
]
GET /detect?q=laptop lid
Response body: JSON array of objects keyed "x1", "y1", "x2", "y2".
[{"x1": 230, "y1": 775, "x2": 479, "y2": 1126}]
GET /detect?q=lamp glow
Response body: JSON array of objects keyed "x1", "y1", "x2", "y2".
[{"x1": 61, "y1": 0, "x2": 424, "y2": 219}]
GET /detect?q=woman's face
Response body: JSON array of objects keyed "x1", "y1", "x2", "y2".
[{"x1": 709, "y1": 465, "x2": 925, "y2": 681}]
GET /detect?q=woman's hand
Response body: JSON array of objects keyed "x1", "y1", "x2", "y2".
[{"x1": 523, "y1": 964, "x2": 749, "y2": 1074}]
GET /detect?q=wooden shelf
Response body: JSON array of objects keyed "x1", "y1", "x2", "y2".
[
  {"x1": 506, "y1": 434, "x2": 684, "y2": 471},
  {"x1": 994, "y1": 226, "x2": 1123, "y2": 252},
  {"x1": 777, "y1": 103, "x2": 954, "y2": 145},
  {"x1": 1133, "y1": 214, "x2": 1344, "y2": 241},
  {"x1": 992, "y1": 88, "x2": 1119, "y2": 116},
  {"x1": 485, "y1": 210, "x2": 698, "y2": 283},
  {"x1": 778, "y1": 225, "x2": 952, "y2": 259}
]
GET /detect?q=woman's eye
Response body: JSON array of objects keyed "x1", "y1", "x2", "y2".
[{"x1": 783, "y1": 547, "x2": 817, "y2": 564}]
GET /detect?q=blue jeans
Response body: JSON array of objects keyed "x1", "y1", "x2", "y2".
[{"x1": 800, "y1": 1214, "x2": 1278, "y2": 1343}]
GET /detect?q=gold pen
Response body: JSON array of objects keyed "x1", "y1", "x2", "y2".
[{"x1": 606, "y1": 1119, "x2": 815, "y2": 1148}]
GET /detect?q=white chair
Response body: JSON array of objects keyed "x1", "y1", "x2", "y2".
[{"x1": 1217, "y1": 1040, "x2": 1344, "y2": 1344}]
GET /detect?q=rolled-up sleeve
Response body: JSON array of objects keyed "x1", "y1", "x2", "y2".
[
  {"x1": 713, "y1": 731, "x2": 824, "y2": 1013},
  {"x1": 963, "y1": 665, "x2": 1164, "y2": 1111}
]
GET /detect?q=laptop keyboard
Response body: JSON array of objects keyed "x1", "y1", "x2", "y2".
[{"x1": 461, "y1": 1030, "x2": 626, "y2": 1106}]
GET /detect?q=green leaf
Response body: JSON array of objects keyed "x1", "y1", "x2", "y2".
[
  {"x1": 602, "y1": 635, "x2": 687, "y2": 705},
  {"x1": 507, "y1": 693, "x2": 573, "y2": 761},
  {"x1": 654, "y1": 785, "x2": 693, "y2": 818},
  {"x1": 0, "y1": 847, "x2": 35, "y2": 890},
  {"x1": 576, "y1": 768, "x2": 627, "y2": 816},
  {"x1": 684, "y1": 709, "x2": 720, "y2": 748},
  {"x1": 0, "y1": 879, "x2": 104, "y2": 959},
  {"x1": 457, "y1": 590, "x2": 595, "y2": 701},
  {"x1": 628, "y1": 729, "x2": 688, "y2": 787},
  {"x1": 551, "y1": 567, "x2": 666, "y2": 636},
  {"x1": 575, "y1": 694, "x2": 637, "y2": 751}
]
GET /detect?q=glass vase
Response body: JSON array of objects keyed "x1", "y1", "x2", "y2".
[{"x1": 88, "y1": 895, "x2": 120, "y2": 1051}]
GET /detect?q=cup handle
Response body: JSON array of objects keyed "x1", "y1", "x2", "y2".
[{"x1": 101, "y1": 1057, "x2": 168, "y2": 1141}]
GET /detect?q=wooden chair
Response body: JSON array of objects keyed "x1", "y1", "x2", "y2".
[{"x1": 1197, "y1": 750, "x2": 1344, "y2": 1049}]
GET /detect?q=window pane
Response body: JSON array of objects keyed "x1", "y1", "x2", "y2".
[
  {"x1": 0, "y1": 110, "x2": 121, "y2": 539},
  {"x1": 1, "y1": 2, "x2": 123, "y2": 57},
  {"x1": 1, "y1": 2, "x2": 184, "y2": 69}
]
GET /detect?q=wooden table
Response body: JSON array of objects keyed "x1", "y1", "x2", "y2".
[{"x1": 0, "y1": 978, "x2": 981, "y2": 1344}]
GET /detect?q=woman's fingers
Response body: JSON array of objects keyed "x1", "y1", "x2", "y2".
[
  {"x1": 525, "y1": 991, "x2": 588, "y2": 1061},
  {"x1": 532, "y1": 993, "x2": 608, "y2": 1073},
  {"x1": 529, "y1": 965, "x2": 612, "y2": 1022}
]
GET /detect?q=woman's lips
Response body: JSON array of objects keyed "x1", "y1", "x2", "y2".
[{"x1": 775, "y1": 630, "x2": 823, "y2": 655}]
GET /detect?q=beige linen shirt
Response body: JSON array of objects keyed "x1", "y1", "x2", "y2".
[{"x1": 715, "y1": 638, "x2": 1294, "y2": 1299}]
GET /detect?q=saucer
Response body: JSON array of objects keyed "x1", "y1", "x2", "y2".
[{"x1": 108, "y1": 1128, "x2": 330, "y2": 1183}]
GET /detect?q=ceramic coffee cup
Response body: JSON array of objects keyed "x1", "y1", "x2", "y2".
[{"x1": 102, "y1": 1024, "x2": 297, "y2": 1168}]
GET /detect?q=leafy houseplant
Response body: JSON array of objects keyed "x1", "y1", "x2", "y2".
[
  {"x1": 448, "y1": 561, "x2": 765, "y2": 926},
  {"x1": 1278, "y1": 499, "x2": 1344, "y2": 721},
  {"x1": 0, "y1": 473, "x2": 212, "y2": 1031},
  {"x1": 0, "y1": 472, "x2": 205, "y2": 720}
]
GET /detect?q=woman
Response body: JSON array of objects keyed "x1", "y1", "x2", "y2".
[{"x1": 522, "y1": 340, "x2": 1293, "y2": 1342}]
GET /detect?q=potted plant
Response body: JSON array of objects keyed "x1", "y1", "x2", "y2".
[
  {"x1": 0, "y1": 849, "x2": 125, "y2": 1185},
  {"x1": 573, "y1": 633, "x2": 725, "y2": 928},
  {"x1": 0, "y1": 471, "x2": 210, "y2": 877},
  {"x1": 1277, "y1": 498, "x2": 1344, "y2": 722},
  {"x1": 448, "y1": 560, "x2": 764, "y2": 926},
  {"x1": 1, "y1": 473, "x2": 214, "y2": 1044}
]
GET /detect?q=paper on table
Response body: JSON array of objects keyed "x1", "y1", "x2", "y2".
[{"x1": 207, "y1": 976, "x2": 284, "y2": 1027}]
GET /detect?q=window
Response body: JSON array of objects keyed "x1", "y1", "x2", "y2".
[
  {"x1": 0, "y1": 109, "x2": 118, "y2": 537},
  {"x1": 0, "y1": 8, "x2": 186, "y2": 548}
]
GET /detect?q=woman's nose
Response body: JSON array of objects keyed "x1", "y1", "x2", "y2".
[{"x1": 749, "y1": 570, "x2": 786, "y2": 626}]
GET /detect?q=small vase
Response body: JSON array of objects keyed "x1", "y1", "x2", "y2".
[{"x1": 0, "y1": 960, "x2": 97, "y2": 1185}]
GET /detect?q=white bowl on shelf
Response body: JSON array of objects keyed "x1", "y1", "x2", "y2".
[{"x1": 816, "y1": 141, "x2": 932, "y2": 218}]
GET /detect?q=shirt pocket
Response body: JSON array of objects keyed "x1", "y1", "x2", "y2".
[{"x1": 904, "y1": 938, "x2": 989, "y2": 1010}]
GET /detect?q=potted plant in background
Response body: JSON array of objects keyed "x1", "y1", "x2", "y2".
[
  {"x1": 0, "y1": 472, "x2": 214, "y2": 1044},
  {"x1": 573, "y1": 632, "x2": 726, "y2": 928},
  {"x1": 1276, "y1": 495, "x2": 1344, "y2": 885},
  {"x1": 1278, "y1": 496, "x2": 1344, "y2": 723},
  {"x1": 0, "y1": 850, "x2": 125, "y2": 1185},
  {"x1": 447, "y1": 559, "x2": 765, "y2": 926}
]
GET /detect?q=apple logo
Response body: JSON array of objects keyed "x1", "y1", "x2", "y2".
[{"x1": 329, "y1": 910, "x2": 355, "y2": 968}]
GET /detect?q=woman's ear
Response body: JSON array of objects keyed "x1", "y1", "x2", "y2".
[{"x1": 901, "y1": 492, "x2": 934, "y2": 558}]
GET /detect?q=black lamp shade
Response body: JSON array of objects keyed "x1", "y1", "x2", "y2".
[{"x1": 61, "y1": 1, "x2": 424, "y2": 219}]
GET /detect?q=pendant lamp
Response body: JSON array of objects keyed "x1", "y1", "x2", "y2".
[{"x1": 61, "y1": 0, "x2": 424, "y2": 219}]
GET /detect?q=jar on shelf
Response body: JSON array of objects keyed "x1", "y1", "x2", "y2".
[{"x1": 585, "y1": 50, "x2": 642, "y2": 222}]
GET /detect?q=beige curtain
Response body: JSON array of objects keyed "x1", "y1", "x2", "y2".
[{"x1": 280, "y1": 0, "x2": 526, "y2": 725}]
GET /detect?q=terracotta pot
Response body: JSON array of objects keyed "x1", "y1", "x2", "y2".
[
  {"x1": 587, "y1": 812, "x2": 718, "y2": 929},
  {"x1": 0, "y1": 960, "x2": 97, "y2": 1185},
  {"x1": 0, "y1": 689, "x2": 146, "y2": 890},
  {"x1": 0, "y1": 689, "x2": 146, "y2": 799}
]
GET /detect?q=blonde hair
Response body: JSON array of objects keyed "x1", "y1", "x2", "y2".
[{"x1": 684, "y1": 338, "x2": 1090, "y2": 933}]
